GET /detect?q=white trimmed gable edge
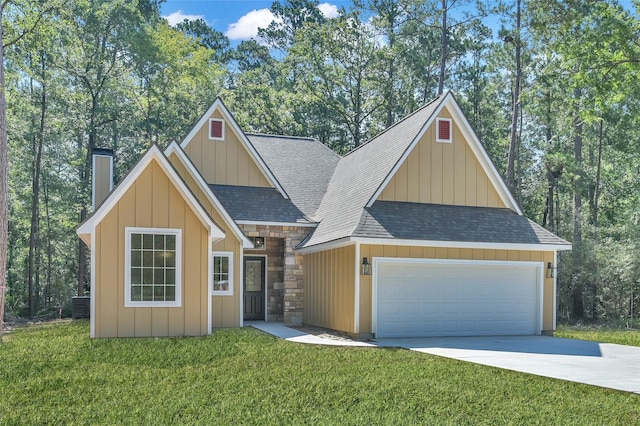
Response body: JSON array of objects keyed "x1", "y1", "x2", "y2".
[
  {"x1": 179, "y1": 98, "x2": 289, "y2": 200},
  {"x1": 165, "y1": 142, "x2": 254, "y2": 249},
  {"x1": 366, "y1": 92, "x2": 522, "y2": 215},
  {"x1": 77, "y1": 144, "x2": 225, "y2": 244}
]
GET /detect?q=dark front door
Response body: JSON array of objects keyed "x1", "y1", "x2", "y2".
[{"x1": 244, "y1": 257, "x2": 265, "y2": 320}]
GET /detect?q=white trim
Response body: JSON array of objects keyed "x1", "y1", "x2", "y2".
[
  {"x1": 179, "y1": 98, "x2": 288, "y2": 199},
  {"x1": 90, "y1": 233, "x2": 96, "y2": 338},
  {"x1": 436, "y1": 117, "x2": 453, "y2": 143},
  {"x1": 296, "y1": 238, "x2": 356, "y2": 255},
  {"x1": 354, "y1": 243, "x2": 361, "y2": 334},
  {"x1": 77, "y1": 145, "x2": 225, "y2": 243},
  {"x1": 236, "y1": 220, "x2": 317, "y2": 228},
  {"x1": 208, "y1": 118, "x2": 225, "y2": 140},
  {"x1": 211, "y1": 251, "x2": 234, "y2": 296},
  {"x1": 446, "y1": 94, "x2": 522, "y2": 214},
  {"x1": 352, "y1": 237, "x2": 572, "y2": 252},
  {"x1": 366, "y1": 92, "x2": 522, "y2": 215},
  {"x1": 124, "y1": 227, "x2": 183, "y2": 308},
  {"x1": 165, "y1": 142, "x2": 253, "y2": 249},
  {"x1": 298, "y1": 235, "x2": 571, "y2": 254},
  {"x1": 91, "y1": 153, "x2": 113, "y2": 211},
  {"x1": 239, "y1": 245, "x2": 244, "y2": 328},
  {"x1": 366, "y1": 99, "x2": 445, "y2": 208},
  {"x1": 553, "y1": 250, "x2": 558, "y2": 331},
  {"x1": 371, "y1": 257, "x2": 544, "y2": 337},
  {"x1": 208, "y1": 237, "x2": 212, "y2": 335}
]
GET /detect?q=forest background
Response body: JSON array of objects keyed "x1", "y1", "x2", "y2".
[{"x1": 3, "y1": 0, "x2": 640, "y2": 326}]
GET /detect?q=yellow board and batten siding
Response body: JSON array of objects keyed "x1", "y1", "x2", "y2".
[
  {"x1": 378, "y1": 107, "x2": 505, "y2": 208},
  {"x1": 168, "y1": 151, "x2": 241, "y2": 328},
  {"x1": 358, "y1": 245, "x2": 556, "y2": 334},
  {"x1": 303, "y1": 246, "x2": 356, "y2": 334},
  {"x1": 183, "y1": 110, "x2": 272, "y2": 188},
  {"x1": 94, "y1": 160, "x2": 209, "y2": 338}
]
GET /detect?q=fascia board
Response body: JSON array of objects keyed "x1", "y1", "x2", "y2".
[
  {"x1": 165, "y1": 142, "x2": 254, "y2": 248},
  {"x1": 178, "y1": 98, "x2": 288, "y2": 200}
]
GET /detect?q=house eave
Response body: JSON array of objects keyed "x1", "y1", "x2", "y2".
[
  {"x1": 297, "y1": 236, "x2": 571, "y2": 254},
  {"x1": 236, "y1": 220, "x2": 317, "y2": 228}
]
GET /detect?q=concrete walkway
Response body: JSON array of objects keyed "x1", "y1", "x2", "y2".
[
  {"x1": 247, "y1": 322, "x2": 640, "y2": 394},
  {"x1": 246, "y1": 321, "x2": 375, "y2": 347}
]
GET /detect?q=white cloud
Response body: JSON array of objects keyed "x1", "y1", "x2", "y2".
[
  {"x1": 225, "y1": 9, "x2": 280, "y2": 40},
  {"x1": 164, "y1": 10, "x2": 205, "y2": 27},
  {"x1": 318, "y1": 3, "x2": 340, "y2": 19}
]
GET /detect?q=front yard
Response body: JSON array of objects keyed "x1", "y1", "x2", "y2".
[{"x1": 0, "y1": 321, "x2": 638, "y2": 425}]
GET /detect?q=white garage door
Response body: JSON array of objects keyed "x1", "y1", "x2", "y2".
[{"x1": 375, "y1": 260, "x2": 540, "y2": 338}]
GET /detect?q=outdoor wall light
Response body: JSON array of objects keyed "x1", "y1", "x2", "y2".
[
  {"x1": 253, "y1": 237, "x2": 265, "y2": 250},
  {"x1": 546, "y1": 262, "x2": 557, "y2": 278},
  {"x1": 362, "y1": 257, "x2": 372, "y2": 275}
]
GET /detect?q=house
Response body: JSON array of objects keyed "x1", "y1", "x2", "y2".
[{"x1": 77, "y1": 92, "x2": 571, "y2": 339}]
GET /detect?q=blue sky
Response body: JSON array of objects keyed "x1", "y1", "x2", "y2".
[
  {"x1": 161, "y1": 1, "x2": 349, "y2": 40},
  {"x1": 161, "y1": 0, "x2": 638, "y2": 42}
]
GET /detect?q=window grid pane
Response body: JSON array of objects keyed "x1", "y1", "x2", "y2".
[
  {"x1": 213, "y1": 255, "x2": 230, "y2": 292},
  {"x1": 130, "y1": 232, "x2": 178, "y2": 302}
]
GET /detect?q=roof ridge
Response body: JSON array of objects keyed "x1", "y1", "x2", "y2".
[
  {"x1": 247, "y1": 132, "x2": 342, "y2": 159},
  {"x1": 246, "y1": 132, "x2": 316, "y2": 141},
  {"x1": 342, "y1": 93, "x2": 446, "y2": 157}
]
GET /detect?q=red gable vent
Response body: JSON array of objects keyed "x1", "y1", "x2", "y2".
[
  {"x1": 437, "y1": 118, "x2": 452, "y2": 143},
  {"x1": 209, "y1": 118, "x2": 224, "y2": 140}
]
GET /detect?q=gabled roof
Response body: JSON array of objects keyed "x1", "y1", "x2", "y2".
[
  {"x1": 354, "y1": 201, "x2": 570, "y2": 247},
  {"x1": 180, "y1": 98, "x2": 289, "y2": 199},
  {"x1": 77, "y1": 145, "x2": 225, "y2": 245},
  {"x1": 300, "y1": 92, "x2": 528, "y2": 249},
  {"x1": 209, "y1": 185, "x2": 314, "y2": 226},
  {"x1": 247, "y1": 134, "x2": 341, "y2": 218},
  {"x1": 164, "y1": 142, "x2": 254, "y2": 249},
  {"x1": 301, "y1": 94, "x2": 445, "y2": 248}
]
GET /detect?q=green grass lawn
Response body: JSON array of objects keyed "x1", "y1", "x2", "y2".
[
  {"x1": 556, "y1": 325, "x2": 640, "y2": 347},
  {"x1": 1, "y1": 321, "x2": 638, "y2": 425}
]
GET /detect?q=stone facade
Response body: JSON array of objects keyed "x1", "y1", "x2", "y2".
[{"x1": 240, "y1": 224, "x2": 309, "y2": 325}]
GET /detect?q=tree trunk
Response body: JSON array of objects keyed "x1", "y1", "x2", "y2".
[
  {"x1": 545, "y1": 90, "x2": 554, "y2": 230},
  {"x1": 385, "y1": 2, "x2": 396, "y2": 128},
  {"x1": 437, "y1": 0, "x2": 448, "y2": 95},
  {"x1": 43, "y1": 175, "x2": 53, "y2": 307},
  {"x1": 506, "y1": 0, "x2": 522, "y2": 194},
  {"x1": 28, "y1": 66, "x2": 46, "y2": 318},
  {"x1": 572, "y1": 86, "x2": 584, "y2": 319},
  {"x1": 593, "y1": 119, "x2": 603, "y2": 230},
  {"x1": 0, "y1": 2, "x2": 8, "y2": 341}
]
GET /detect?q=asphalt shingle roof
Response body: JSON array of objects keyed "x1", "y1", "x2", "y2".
[
  {"x1": 209, "y1": 185, "x2": 312, "y2": 224},
  {"x1": 354, "y1": 201, "x2": 570, "y2": 246},
  {"x1": 202, "y1": 93, "x2": 570, "y2": 250},
  {"x1": 247, "y1": 134, "x2": 340, "y2": 218},
  {"x1": 300, "y1": 94, "x2": 446, "y2": 248}
]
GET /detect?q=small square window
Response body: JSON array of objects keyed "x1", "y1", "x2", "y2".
[
  {"x1": 209, "y1": 118, "x2": 225, "y2": 140},
  {"x1": 436, "y1": 118, "x2": 452, "y2": 143}
]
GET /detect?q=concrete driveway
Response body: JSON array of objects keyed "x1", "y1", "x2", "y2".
[{"x1": 374, "y1": 335, "x2": 640, "y2": 394}]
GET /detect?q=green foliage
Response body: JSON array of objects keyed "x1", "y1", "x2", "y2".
[
  {"x1": 0, "y1": 322, "x2": 639, "y2": 424},
  {"x1": 3, "y1": 0, "x2": 640, "y2": 324},
  {"x1": 556, "y1": 325, "x2": 640, "y2": 347}
]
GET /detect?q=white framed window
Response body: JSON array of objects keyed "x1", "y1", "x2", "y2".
[
  {"x1": 124, "y1": 227, "x2": 182, "y2": 308},
  {"x1": 211, "y1": 252, "x2": 233, "y2": 296},
  {"x1": 436, "y1": 117, "x2": 453, "y2": 143},
  {"x1": 208, "y1": 118, "x2": 225, "y2": 140}
]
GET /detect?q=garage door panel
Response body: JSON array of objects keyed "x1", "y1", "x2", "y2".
[{"x1": 376, "y1": 261, "x2": 540, "y2": 338}]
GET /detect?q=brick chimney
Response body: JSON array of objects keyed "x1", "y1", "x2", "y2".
[{"x1": 92, "y1": 148, "x2": 114, "y2": 211}]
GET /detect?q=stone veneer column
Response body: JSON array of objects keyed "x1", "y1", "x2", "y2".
[{"x1": 283, "y1": 228, "x2": 307, "y2": 326}]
